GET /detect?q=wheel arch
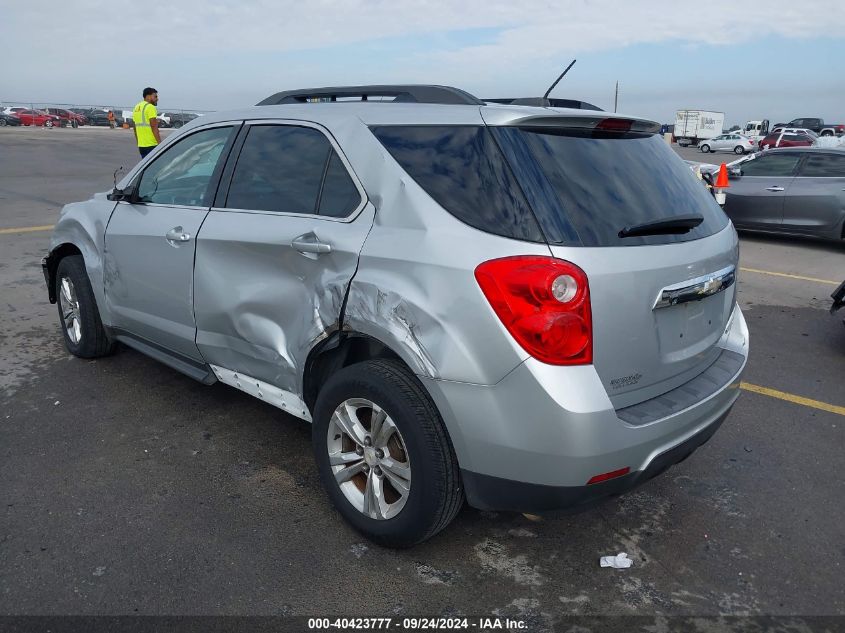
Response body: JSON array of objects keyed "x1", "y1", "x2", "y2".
[
  {"x1": 44, "y1": 242, "x2": 83, "y2": 303},
  {"x1": 302, "y1": 330, "x2": 409, "y2": 415}
]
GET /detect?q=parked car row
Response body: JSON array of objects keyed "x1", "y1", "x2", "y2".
[
  {"x1": 0, "y1": 107, "x2": 65, "y2": 127},
  {"x1": 1, "y1": 106, "x2": 202, "y2": 128}
]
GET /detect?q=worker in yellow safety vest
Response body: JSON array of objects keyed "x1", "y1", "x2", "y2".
[{"x1": 132, "y1": 87, "x2": 161, "y2": 158}]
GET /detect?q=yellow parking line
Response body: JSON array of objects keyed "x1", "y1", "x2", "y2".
[
  {"x1": 740, "y1": 267, "x2": 839, "y2": 286},
  {"x1": 740, "y1": 382, "x2": 845, "y2": 416},
  {"x1": 0, "y1": 224, "x2": 54, "y2": 235}
]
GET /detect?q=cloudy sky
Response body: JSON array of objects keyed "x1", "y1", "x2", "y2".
[{"x1": 3, "y1": 0, "x2": 845, "y2": 125}]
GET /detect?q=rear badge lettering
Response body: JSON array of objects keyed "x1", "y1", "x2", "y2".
[{"x1": 610, "y1": 373, "x2": 643, "y2": 389}]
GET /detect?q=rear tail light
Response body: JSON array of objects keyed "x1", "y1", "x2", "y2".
[{"x1": 474, "y1": 256, "x2": 592, "y2": 365}]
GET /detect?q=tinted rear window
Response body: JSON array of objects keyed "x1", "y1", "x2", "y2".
[
  {"x1": 371, "y1": 126, "x2": 544, "y2": 242},
  {"x1": 493, "y1": 127, "x2": 729, "y2": 247},
  {"x1": 801, "y1": 154, "x2": 845, "y2": 177}
]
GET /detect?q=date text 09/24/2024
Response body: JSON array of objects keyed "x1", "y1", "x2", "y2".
[{"x1": 307, "y1": 617, "x2": 528, "y2": 630}]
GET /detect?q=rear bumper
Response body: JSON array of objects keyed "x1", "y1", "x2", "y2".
[
  {"x1": 420, "y1": 304, "x2": 748, "y2": 513},
  {"x1": 462, "y1": 406, "x2": 729, "y2": 514}
]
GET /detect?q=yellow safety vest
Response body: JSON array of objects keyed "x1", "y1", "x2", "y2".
[{"x1": 132, "y1": 100, "x2": 158, "y2": 147}]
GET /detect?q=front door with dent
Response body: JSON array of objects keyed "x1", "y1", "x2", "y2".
[{"x1": 104, "y1": 124, "x2": 236, "y2": 360}]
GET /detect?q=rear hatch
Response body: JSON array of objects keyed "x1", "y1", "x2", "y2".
[{"x1": 489, "y1": 119, "x2": 737, "y2": 408}]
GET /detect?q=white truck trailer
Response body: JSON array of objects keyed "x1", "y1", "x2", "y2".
[{"x1": 674, "y1": 110, "x2": 725, "y2": 147}]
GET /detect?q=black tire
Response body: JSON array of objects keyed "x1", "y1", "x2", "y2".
[
  {"x1": 0, "y1": 118, "x2": 6, "y2": 127},
  {"x1": 734, "y1": 146, "x2": 745, "y2": 154},
  {"x1": 55, "y1": 255, "x2": 115, "y2": 358},
  {"x1": 700, "y1": 144, "x2": 710, "y2": 153},
  {"x1": 313, "y1": 359, "x2": 463, "y2": 548},
  {"x1": 44, "y1": 120, "x2": 54, "y2": 128}
]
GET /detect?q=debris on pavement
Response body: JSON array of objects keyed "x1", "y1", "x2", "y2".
[{"x1": 600, "y1": 552, "x2": 633, "y2": 569}]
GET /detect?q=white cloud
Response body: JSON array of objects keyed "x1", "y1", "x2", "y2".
[
  {"x1": 1, "y1": 0, "x2": 843, "y2": 120},
  {"x1": 4, "y1": 0, "x2": 843, "y2": 57}
]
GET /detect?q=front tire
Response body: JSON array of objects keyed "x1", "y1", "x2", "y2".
[
  {"x1": 44, "y1": 120, "x2": 54, "y2": 128},
  {"x1": 55, "y1": 255, "x2": 115, "y2": 358},
  {"x1": 313, "y1": 359, "x2": 463, "y2": 548},
  {"x1": 700, "y1": 144, "x2": 710, "y2": 153},
  {"x1": 734, "y1": 146, "x2": 745, "y2": 154}
]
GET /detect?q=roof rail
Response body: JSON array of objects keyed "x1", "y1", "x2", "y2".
[
  {"x1": 485, "y1": 97, "x2": 604, "y2": 112},
  {"x1": 257, "y1": 85, "x2": 484, "y2": 106}
]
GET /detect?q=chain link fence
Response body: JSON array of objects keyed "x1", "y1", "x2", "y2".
[{"x1": 0, "y1": 100, "x2": 214, "y2": 129}]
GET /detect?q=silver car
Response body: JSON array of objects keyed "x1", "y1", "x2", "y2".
[
  {"x1": 723, "y1": 147, "x2": 845, "y2": 241},
  {"x1": 42, "y1": 85, "x2": 749, "y2": 547},
  {"x1": 699, "y1": 133, "x2": 755, "y2": 154}
]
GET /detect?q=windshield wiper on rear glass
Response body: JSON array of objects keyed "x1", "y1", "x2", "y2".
[{"x1": 618, "y1": 214, "x2": 704, "y2": 238}]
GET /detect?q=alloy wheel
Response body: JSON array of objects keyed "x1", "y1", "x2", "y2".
[
  {"x1": 327, "y1": 398, "x2": 411, "y2": 520},
  {"x1": 59, "y1": 276, "x2": 82, "y2": 344}
]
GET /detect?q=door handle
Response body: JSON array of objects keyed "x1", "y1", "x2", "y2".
[
  {"x1": 165, "y1": 226, "x2": 192, "y2": 243},
  {"x1": 291, "y1": 233, "x2": 332, "y2": 255},
  {"x1": 765, "y1": 186, "x2": 785, "y2": 192}
]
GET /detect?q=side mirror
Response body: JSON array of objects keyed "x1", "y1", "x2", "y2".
[
  {"x1": 107, "y1": 187, "x2": 132, "y2": 202},
  {"x1": 728, "y1": 168, "x2": 741, "y2": 179}
]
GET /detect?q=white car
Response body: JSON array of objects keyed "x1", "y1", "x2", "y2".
[{"x1": 698, "y1": 134, "x2": 756, "y2": 155}]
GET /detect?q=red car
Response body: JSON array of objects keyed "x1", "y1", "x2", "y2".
[
  {"x1": 759, "y1": 130, "x2": 814, "y2": 149},
  {"x1": 13, "y1": 109, "x2": 64, "y2": 127},
  {"x1": 45, "y1": 108, "x2": 86, "y2": 126}
]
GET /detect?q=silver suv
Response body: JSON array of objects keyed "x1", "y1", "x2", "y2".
[{"x1": 42, "y1": 85, "x2": 749, "y2": 547}]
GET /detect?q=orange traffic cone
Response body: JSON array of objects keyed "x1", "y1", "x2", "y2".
[
  {"x1": 714, "y1": 163, "x2": 730, "y2": 189},
  {"x1": 713, "y1": 163, "x2": 729, "y2": 206}
]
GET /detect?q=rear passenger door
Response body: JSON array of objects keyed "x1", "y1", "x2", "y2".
[
  {"x1": 725, "y1": 152, "x2": 801, "y2": 229},
  {"x1": 782, "y1": 153, "x2": 845, "y2": 238},
  {"x1": 193, "y1": 121, "x2": 375, "y2": 403}
]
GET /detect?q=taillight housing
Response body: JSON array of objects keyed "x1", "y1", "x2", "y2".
[{"x1": 475, "y1": 256, "x2": 592, "y2": 365}]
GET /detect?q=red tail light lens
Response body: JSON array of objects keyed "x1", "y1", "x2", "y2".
[{"x1": 474, "y1": 256, "x2": 592, "y2": 365}]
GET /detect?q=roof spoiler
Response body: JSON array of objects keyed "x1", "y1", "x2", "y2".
[
  {"x1": 257, "y1": 85, "x2": 483, "y2": 106},
  {"x1": 485, "y1": 97, "x2": 604, "y2": 111}
]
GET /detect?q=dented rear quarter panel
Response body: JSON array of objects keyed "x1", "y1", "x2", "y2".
[{"x1": 337, "y1": 118, "x2": 550, "y2": 386}]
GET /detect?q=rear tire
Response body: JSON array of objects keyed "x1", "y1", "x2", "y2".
[
  {"x1": 700, "y1": 144, "x2": 710, "y2": 153},
  {"x1": 734, "y1": 146, "x2": 745, "y2": 154},
  {"x1": 0, "y1": 118, "x2": 6, "y2": 127},
  {"x1": 55, "y1": 255, "x2": 116, "y2": 358},
  {"x1": 44, "y1": 120, "x2": 54, "y2": 128},
  {"x1": 313, "y1": 359, "x2": 463, "y2": 548}
]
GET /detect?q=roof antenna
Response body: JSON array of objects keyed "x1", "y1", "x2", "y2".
[{"x1": 543, "y1": 59, "x2": 577, "y2": 99}]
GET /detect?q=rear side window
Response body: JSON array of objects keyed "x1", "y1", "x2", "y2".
[
  {"x1": 740, "y1": 154, "x2": 801, "y2": 177},
  {"x1": 318, "y1": 152, "x2": 361, "y2": 217},
  {"x1": 371, "y1": 126, "x2": 544, "y2": 242},
  {"x1": 227, "y1": 126, "x2": 329, "y2": 213},
  {"x1": 493, "y1": 127, "x2": 729, "y2": 247},
  {"x1": 225, "y1": 125, "x2": 361, "y2": 217},
  {"x1": 800, "y1": 154, "x2": 845, "y2": 177}
]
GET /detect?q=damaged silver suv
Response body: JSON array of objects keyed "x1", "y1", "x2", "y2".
[{"x1": 43, "y1": 85, "x2": 748, "y2": 547}]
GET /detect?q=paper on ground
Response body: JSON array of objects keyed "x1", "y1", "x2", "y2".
[{"x1": 600, "y1": 552, "x2": 633, "y2": 569}]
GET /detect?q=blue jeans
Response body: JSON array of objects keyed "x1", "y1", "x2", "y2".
[{"x1": 139, "y1": 146, "x2": 156, "y2": 158}]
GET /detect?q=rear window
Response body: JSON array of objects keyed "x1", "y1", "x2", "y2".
[
  {"x1": 494, "y1": 127, "x2": 729, "y2": 247},
  {"x1": 370, "y1": 126, "x2": 544, "y2": 242}
]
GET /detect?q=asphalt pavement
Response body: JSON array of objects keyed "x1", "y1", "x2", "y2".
[{"x1": 1, "y1": 127, "x2": 844, "y2": 627}]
